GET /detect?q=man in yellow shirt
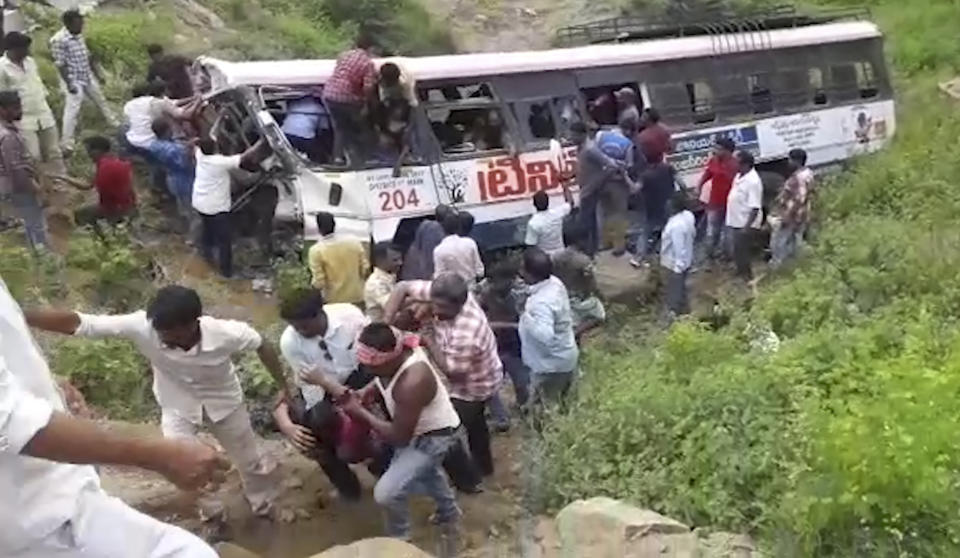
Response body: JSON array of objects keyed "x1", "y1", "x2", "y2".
[{"x1": 308, "y1": 212, "x2": 369, "y2": 304}]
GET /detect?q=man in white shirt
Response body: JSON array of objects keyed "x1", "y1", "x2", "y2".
[
  {"x1": 525, "y1": 177, "x2": 574, "y2": 255},
  {"x1": 434, "y1": 211, "x2": 484, "y2": 287},
  {"x1": 192, "y1": 137, "x2": 271, "y2": 278},
  {"x1": 24, "y1": 285, "x2": 291, "y2": 529},
  {"x1": 123, "y1": 81, "x2": 199, "y2": 152},
  {"x1": 1, "y1": 277, "x2": 227, "y2": 558},
  {"x1": 660, "y1": 192, "x2": 696, "y2": 317},
  {"x1": 725, "y1": 150, "x2": 763, "y2": 281},
  {"x1": 273, "y1": 288, "x2": 371, "y2": 501},
  {"x1": 365, "y1": 241, "x2": 402, "y2": 322}
]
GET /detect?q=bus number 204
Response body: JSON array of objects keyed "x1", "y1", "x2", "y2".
[{"x1": 379, "y1": 189, "x2": 421, "y2": 212}]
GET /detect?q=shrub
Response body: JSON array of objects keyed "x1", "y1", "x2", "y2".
[{"x1": 66, "y1": 229, "x2": 155, "y2": 312}]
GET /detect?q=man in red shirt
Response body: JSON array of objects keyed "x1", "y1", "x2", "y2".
[
  {"x1": 322, "y1": 30, "x2": 378, "y2": 168},
  {"x1": 697, "y1": 137, "x2": 737, "y2": 261},
  {"x1": 67, "y1": 136, "x2": 135, "y2": 234},
  {"x1": 636, "y1": 107, "x2": 673, "y2": 164}
]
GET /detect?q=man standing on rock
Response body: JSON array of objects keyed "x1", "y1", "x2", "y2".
[
  {"x1": 0, "y1": 276, "x2": 227, "y2": 557},
  {"x1": 24, "y1": 285, "x2": 289, "y2": 536}
]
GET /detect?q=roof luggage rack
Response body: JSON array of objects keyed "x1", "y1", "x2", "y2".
[{"x1": 554, "y1": 3, "x2": 871, "y2": 49}]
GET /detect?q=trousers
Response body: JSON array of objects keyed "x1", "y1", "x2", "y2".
[
  {"x1": 10, "y1": 190, "x2": 47, "y2": 251},
  {"x1": 7, "y1": 487, "x2": 216, "y2": 558},
  {"x1": 60, "y1": 80, "x2": 118, "y2": 151},
  {"x1": 451, "y1": 398, "x2": 494, "y2": 477},
  {"x1": 663, "y1": 268, "x2": 690, "y2": 316},
  {"x1": 199, "y1": 211, "x2": 233, "y2": 278},
  {"x1": 161, "y1": 405, "x2": 279, "y2": 521},
  {"x1": 731, "y1": 227, "x2": 753, "y2": 280},
  {"x1": 22, "y1": 126, "x2": 65, "y2": 174},
  {"x1": 326, "y1": 99, "x2": 371, "y2": 167},
  {"x1": 599, "y1": 181, "x2": 629, "y2": 253},
  {"x1": 770, "y1": 221, "x2": 803, "y2": 268}
]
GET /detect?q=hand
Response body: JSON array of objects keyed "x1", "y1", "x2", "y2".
[
  {"x1": 299, "y1": 366, "x2": 329, "y2": 388},
  {"x1": 156, "y1": 439, "x2": 231, "y2": 491},
  {"x1": 280, "y1": 422, "x2": 317, "y2": 453},
  {"x1": 339, "y1": 391, "x2": 365, "y2": 416},
  {"x1": 67, "y1": 82, "x2": 78, "y2": 95}
]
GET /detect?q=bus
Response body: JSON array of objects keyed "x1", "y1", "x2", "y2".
[{"x1": 194, "y1": 6, "x2": 894, "y2": 250}]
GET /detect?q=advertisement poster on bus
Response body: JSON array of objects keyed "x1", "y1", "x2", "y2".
[{"x1": 669, "y1": 124, "x2": 760, "y2": 174}]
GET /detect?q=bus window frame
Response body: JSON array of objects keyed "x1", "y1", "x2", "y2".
[{"x1": 422, "y1": 97, "x2": 520, "y2": 161}]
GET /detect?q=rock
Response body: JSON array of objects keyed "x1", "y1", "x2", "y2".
[
  {"x1": 295, "y1": 507, "x2": 314, "y2": 522},
  {"x1": 282, "y1": 475, "x2": 304, "y2": 490},
  {"x1": 521, "y1": 7, "x2": 538, "y2": 17},
  {"x1": 309, "y1": 537, "x2": 434, "y2": 558},
  {"x1": 277, "y1": 508, "x2": 297, "y2": 524},
  {"x1": 556, "y1": 497, "x2": 697, "y2": 558},
  {"x1": 696, "y1": 530, "x2": 758, "y2": 558},
  {"x1": 215, "y1": 542, "x2": 262, "y2": 558},
  {"x1": 474, "y1": 14, "x2": 489, "y2": 24}
]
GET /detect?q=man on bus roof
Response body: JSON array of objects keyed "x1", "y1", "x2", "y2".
[{"x1": 323, "y1": 29, "x2": 379, "y2": 167}]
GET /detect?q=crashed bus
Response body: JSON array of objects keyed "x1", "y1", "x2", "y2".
[{"x1": 194, "y1": 6, "x2": 894, "y2": 249}]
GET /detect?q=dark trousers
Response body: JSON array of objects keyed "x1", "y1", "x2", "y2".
[
  {"x1": 451, "y1": 398, "x2": 494, "y2": 477},
  {"x1": 200, "y1": 212, "x2": 233, "y2": 278},
  {"x1": 664, "y1": 269, "x2": 690, "y2": 316},
  {"x1": 732, "y1": 227, "x2": 753, "y2": 280},
  {"x1": 578, "y1": 191, "x2": 600, "y2": 257},
  {"x1": 326, "y1": 99, "x2": 370, "y2": 167}
]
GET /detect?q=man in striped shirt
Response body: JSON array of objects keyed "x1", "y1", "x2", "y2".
[{"x1": 322, "y1": 31, "x2": 378, "y2": 167}]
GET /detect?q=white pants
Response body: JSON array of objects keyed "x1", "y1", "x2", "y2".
[
  {"x1": 8, "y1": 487, "x2": 216, "y2": 558},
  {"x1": 162, "y1": 405, "x2": 279, "y2": 521},
  {"x1": 60, "y1": 79, "x2": 118, "y2": 150}
]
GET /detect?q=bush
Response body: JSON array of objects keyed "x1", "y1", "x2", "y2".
[
  {"x1": 84, "y1": 10, "x2": 176, "y2": 79},
  {"x1": 66, "y1": 229, "x2": 156, "y2": 312}
]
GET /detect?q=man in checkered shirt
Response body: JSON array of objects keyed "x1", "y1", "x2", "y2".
[
  {"x1": 385, "y1": 273, "x2": 504, "y2": 481},
  {"x1": 322, "y1": 30, "x2": 378, "y2": 167},
  {"x1": 50, "y1": 9, "x2": 118, "y2": 153}
]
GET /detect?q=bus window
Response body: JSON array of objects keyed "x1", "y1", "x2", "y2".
[
  {"x1": 856, "y1": 61, "x2": 879, "y2": 99},
  {"x1": 809, "y1": 68, "x2": 828, "y2": 105},
  {"x1": 829, "y1": 64, "x2": 859, "y2": 102},
  {"x1": 512, "y1": 99, "x2": 556, "y2": 143},
  {"x1": 749, "y1": 74, "x2": 773, "y2": 114},
  {"x1": 581, "y1": 83, "x2": 641, "y2": 127},
  {"x1": 773, "y1": 68, "x2": 809, "y2": 111},
  {"x1": 420, "y1": 82, "x2": 495, "y2": 103},
  {"x1": 428, "y1": 106, "x2": 514, "y2": 155},
  {"x1": 686, "y1": 81, "x2": 715, "y2": 124},
  {"x1": 554, "y1": 96, "x2": 583, "y2": 139}
]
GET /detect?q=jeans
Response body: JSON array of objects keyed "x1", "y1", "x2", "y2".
[
  {"x1": 199, "y1": 212, "x2": 233, "y2": 277},
  {"x1": 60, "y1": 79, "x2": 118, "y2": 151},
  {"x1": 10, "y1": 191, "x2": 46, "y2": 251},
  {"x1": 578, "y1": 191, "x2": 601, "y2": 256},
  {"x1": 374, "y1": 432, "x2": 461, "y2": 539},
  {"x1": 326, "y1": 99, "x2": 371, "y2": 167},
  {"x1": 731, "y1": 227, "x2": 753, "y2": 280},
  {"x1": 702, "y1": 207, "x2": 730, "y2": 260},
  {"x1": 486, "y1": 352, "x2": 530, "y2": 426},
  {"x1": 664, "y1": 268, "x2": 690, "y2": 316},
  {"x1": 770, "y1": 221, "x2": 803, "y2": 268},
  {"x1": 451, "y1": 398, "x2": 494, "y2": 477}
]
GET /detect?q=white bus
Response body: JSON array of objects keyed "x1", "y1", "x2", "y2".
[{"x1": 195, "y1": 8, "x2": 894, "y2": 250}]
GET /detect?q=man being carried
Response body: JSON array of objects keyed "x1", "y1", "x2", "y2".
[
  {"x1": 309, "y1": 211, "x2": 370, "y2": 305},
  {"x1": 365, "y1": 241, "x2": 403, "y2": 322},
  {"x1": 433, "y1": 211, "x2": 484, "y2": 288},
  {"x1": 24, "y1": 285, "x2": 289, "y2": 533},
  {"x1": 525, "y1": 176, "x2": 574, "y2": 256}
]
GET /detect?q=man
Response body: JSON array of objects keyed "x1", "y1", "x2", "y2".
[
  {"x1": 0, "y1": 91, "x2": 45, "y2": 251},
  {"x1": 553, "y1": 224, "x2": 606, "y2": 343},
  {"x1": 630, "y1": 160, "x2": 677, "y2": 267},
  {"x1": 273, "y1": 289, "x2": 373, "y2": 501},
  {"x1": 567, "y1": 122, "x2": 620, "y2": 257},
  {"x1": 636, "y1": 107, "x2": 672, "y2": 164},
  {"x1": 123, "y1": 81, "x2": 199, "y2": 152},
  {"x1": 0, "y1": 277, "x2": 226, "y2": 558},
  {"x1": 770, "y1": 148, "x2": 814, "y2": 268},
  {"x1": 192, "y1": 137, "x2": 271, "y2": 278},
  {"x1": 0, "y1": 31, "x2": 64, "y2": 174},
  {"x1": 519, "y1": 248, "x2": 579, "y2": 412},
  {"x1": 365, "y1": 241, "x2": 402, "y2": 322},
  {"x1": 384, "y1": 273, "x2": 503, "y2": 478},
  {"x1": 378, "y1": 61, "x2": 418, "y2": 107},
  {"x1": 322, "y1": 31, "x2": 378, "y2": 166},
  {"x1": 434, "y1": 211, "x2": 484, "y2": 287},
  {"x1": 282, "y1": 94, "x2": 330, "y2": 164},
  {"x1": 50, "y1": 9, "x2": 118, "y2": 153},
  {"x1": 66, "y1": 136, "x2": 136, "y2": 234},
  {"x1": 614, "y1": 87, "x2": 641, "y2": 125},
  {"x1": 596, "y1": 114, "x2": 643, "y2": 256},
  {"x1": 697, "y1": 137, "x2": 737, "y2": 262},
  {"x1": 148, "y1": 117, "x2": 195, "y2": 230},
  {"x1": 24, "y1": 285, "x2": 289, "y2": 529},
  {"x1": 726, "y1": 150, "x2": 763, "y2": 281},
  {"x1": 145, "y1": 44, "x2": 194, "y2": 100},
  {"x1": 303, "y1": 322, "x2": 462, "y2": 546},
  {"x1": 402, "y1": 205, "x2": 452, "y2": 280},
  {"x1": 660, "y1": 191, "x2": 696, "y2": 316},
  {"x1": 308, "y1": 211, "x2": 370, "y2": 304},
  {"x1": 525, "y1": 176, "x2": 574, "y2": 255}
]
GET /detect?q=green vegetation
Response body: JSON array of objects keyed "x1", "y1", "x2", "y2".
[{"x1": 540, "y1": 0, "x2": 960, "y2": 555}]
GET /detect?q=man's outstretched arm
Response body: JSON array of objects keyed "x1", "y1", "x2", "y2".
[{"x1": 23, "y1": 309, "x2": 81, "y2": 335}]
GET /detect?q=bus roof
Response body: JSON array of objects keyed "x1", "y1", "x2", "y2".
[{"x1": 199, "y1": 21, "x2": 881, "y2": 89}]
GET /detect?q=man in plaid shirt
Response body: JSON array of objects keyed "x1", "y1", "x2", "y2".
[
  {"x1": 50, "y1": 10, "x2": 118, "y2": 153},
  {"x1": 385, "y1": 273, "x2": 504, "y2": 481},
  {"x1": 322, "y1": 30, "x2": 378, "y2": 167},
  {"x1": 770, "y1": 148, "x2": 814, "y2": 268},
  {"x1": 0, "y1": 91, "x2": 46, "y2": 251}
]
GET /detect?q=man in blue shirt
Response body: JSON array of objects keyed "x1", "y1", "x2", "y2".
[
  {"x1": 518, "y1": 247, "x2": 579, "y2": 418},
  {"x1": 596, "y1": 115, "x2": 644, "y2": 256},
  {"x1": 282, "y1": 94, "x2": 330, "y2": 164},
  {"x1": 147, "y1": 118, "x2": 195, "y2": 233}
]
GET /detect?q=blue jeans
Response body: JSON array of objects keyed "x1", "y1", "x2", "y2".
[
  {"x1": 770, "y1": 222, "x2": 803, "y2": 268},
  {"x1": 11, "y1": 191, "x2": 47, "y2": 250},
  {"x1": 374, "y1": 431, "x2": 461, "y2": 539},
  {"x1": 702, "y1": 207, "x2": 730, "y2": 260},
  {"x1": 487, "y1": 353, "x2": 531, "y2": 425}
]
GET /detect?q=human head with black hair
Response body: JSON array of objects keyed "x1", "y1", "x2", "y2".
[
  {"x1": 0, "y1": 90, "x2": 22, "y2": 123},
  {"x1": 788, "y1": 148, "x2": 808, "y2": 170},
  {"x1": 379, "y1": 62, "x2": 401, "y2": 87},
  {"x1": 430, "y1": 272, "x2": 468, "y2": 321},
  {"x1": 714, "y1": 137, "x2": 735, "y2": 159},
  {"x1": 4, "y1": 32, "x2": 32, "y2": 63},
  {"x1": 373, "y1": 241, "x2": 401, "y2": 274},
  {"x1": 736, "y1": 150, "x2": 755, "y2": 174},
  {"x1": 197, "y1": 137, "x2": 217, "y2": 156},
  {"x1": 151, "y1": 117, "x2": 173, "y2": 141},
  {"x1": 441, "y1": 211, "x2": 461, "y2": 236},
  {"x1": 131, "y1": 82, "x2": 152, "y2": 99},
  {"x1": 146, "y1": 43, "x2": 164, "y2": 61},
  {"x1": 668, "y1": 190, "x2": 689, "y2": 216},
  {"x1": 435, "y1": 203, "x2": 452, "y2": 222},
  {"x1": 568, "y1": 121, "x2": 589, "y2": 146},
  {"x1": 315, "y1": 211, "x2": 335, "y2": 236},
  {"x1": 357, "y1": 322, "x2": 409, "y2": 376},
  {"x1": 618, "y1": 113, "x2": 638, "y2": 135},
  {"x1": 458, "y1": 211, "x2": 475, "y2": 236},
  {"x1": 532, "y1": 190, "x2": 549, "y2": 212},
  {"x1": 279, "y1": 288, "x2": 328, "y2": 339},
  {"x1": 521, "y1": 247, "x2": 552, "y2": 285},
  {"x1": 642, "y1": 107, "x2": 661, "y2": 125},
  {"x1": 147, "y1": 80, "x2": 167, "y2": 98},
  {"x1": 62, "y1": 9, "x2": 84, "y2": 35},
  {"x1": 82, "y1": 135, "x2": 111, "y2": 163},
  {"x1": 147, "y1": 285, "x2": 203, "y2": 350}
]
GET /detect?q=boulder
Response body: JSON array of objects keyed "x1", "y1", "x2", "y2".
[
  {"x1": 215, "y1": 543, "x2": 261, "y2": 558},
  {"x1": 696, "y1": 530, "x2": 758, "y2": 558},
  {"x1": 309, "y1": 538, "x2": 434, "y2": 558},
  {"x1": 556, "y1": 497, "x2": 697, "y2": 558}
]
